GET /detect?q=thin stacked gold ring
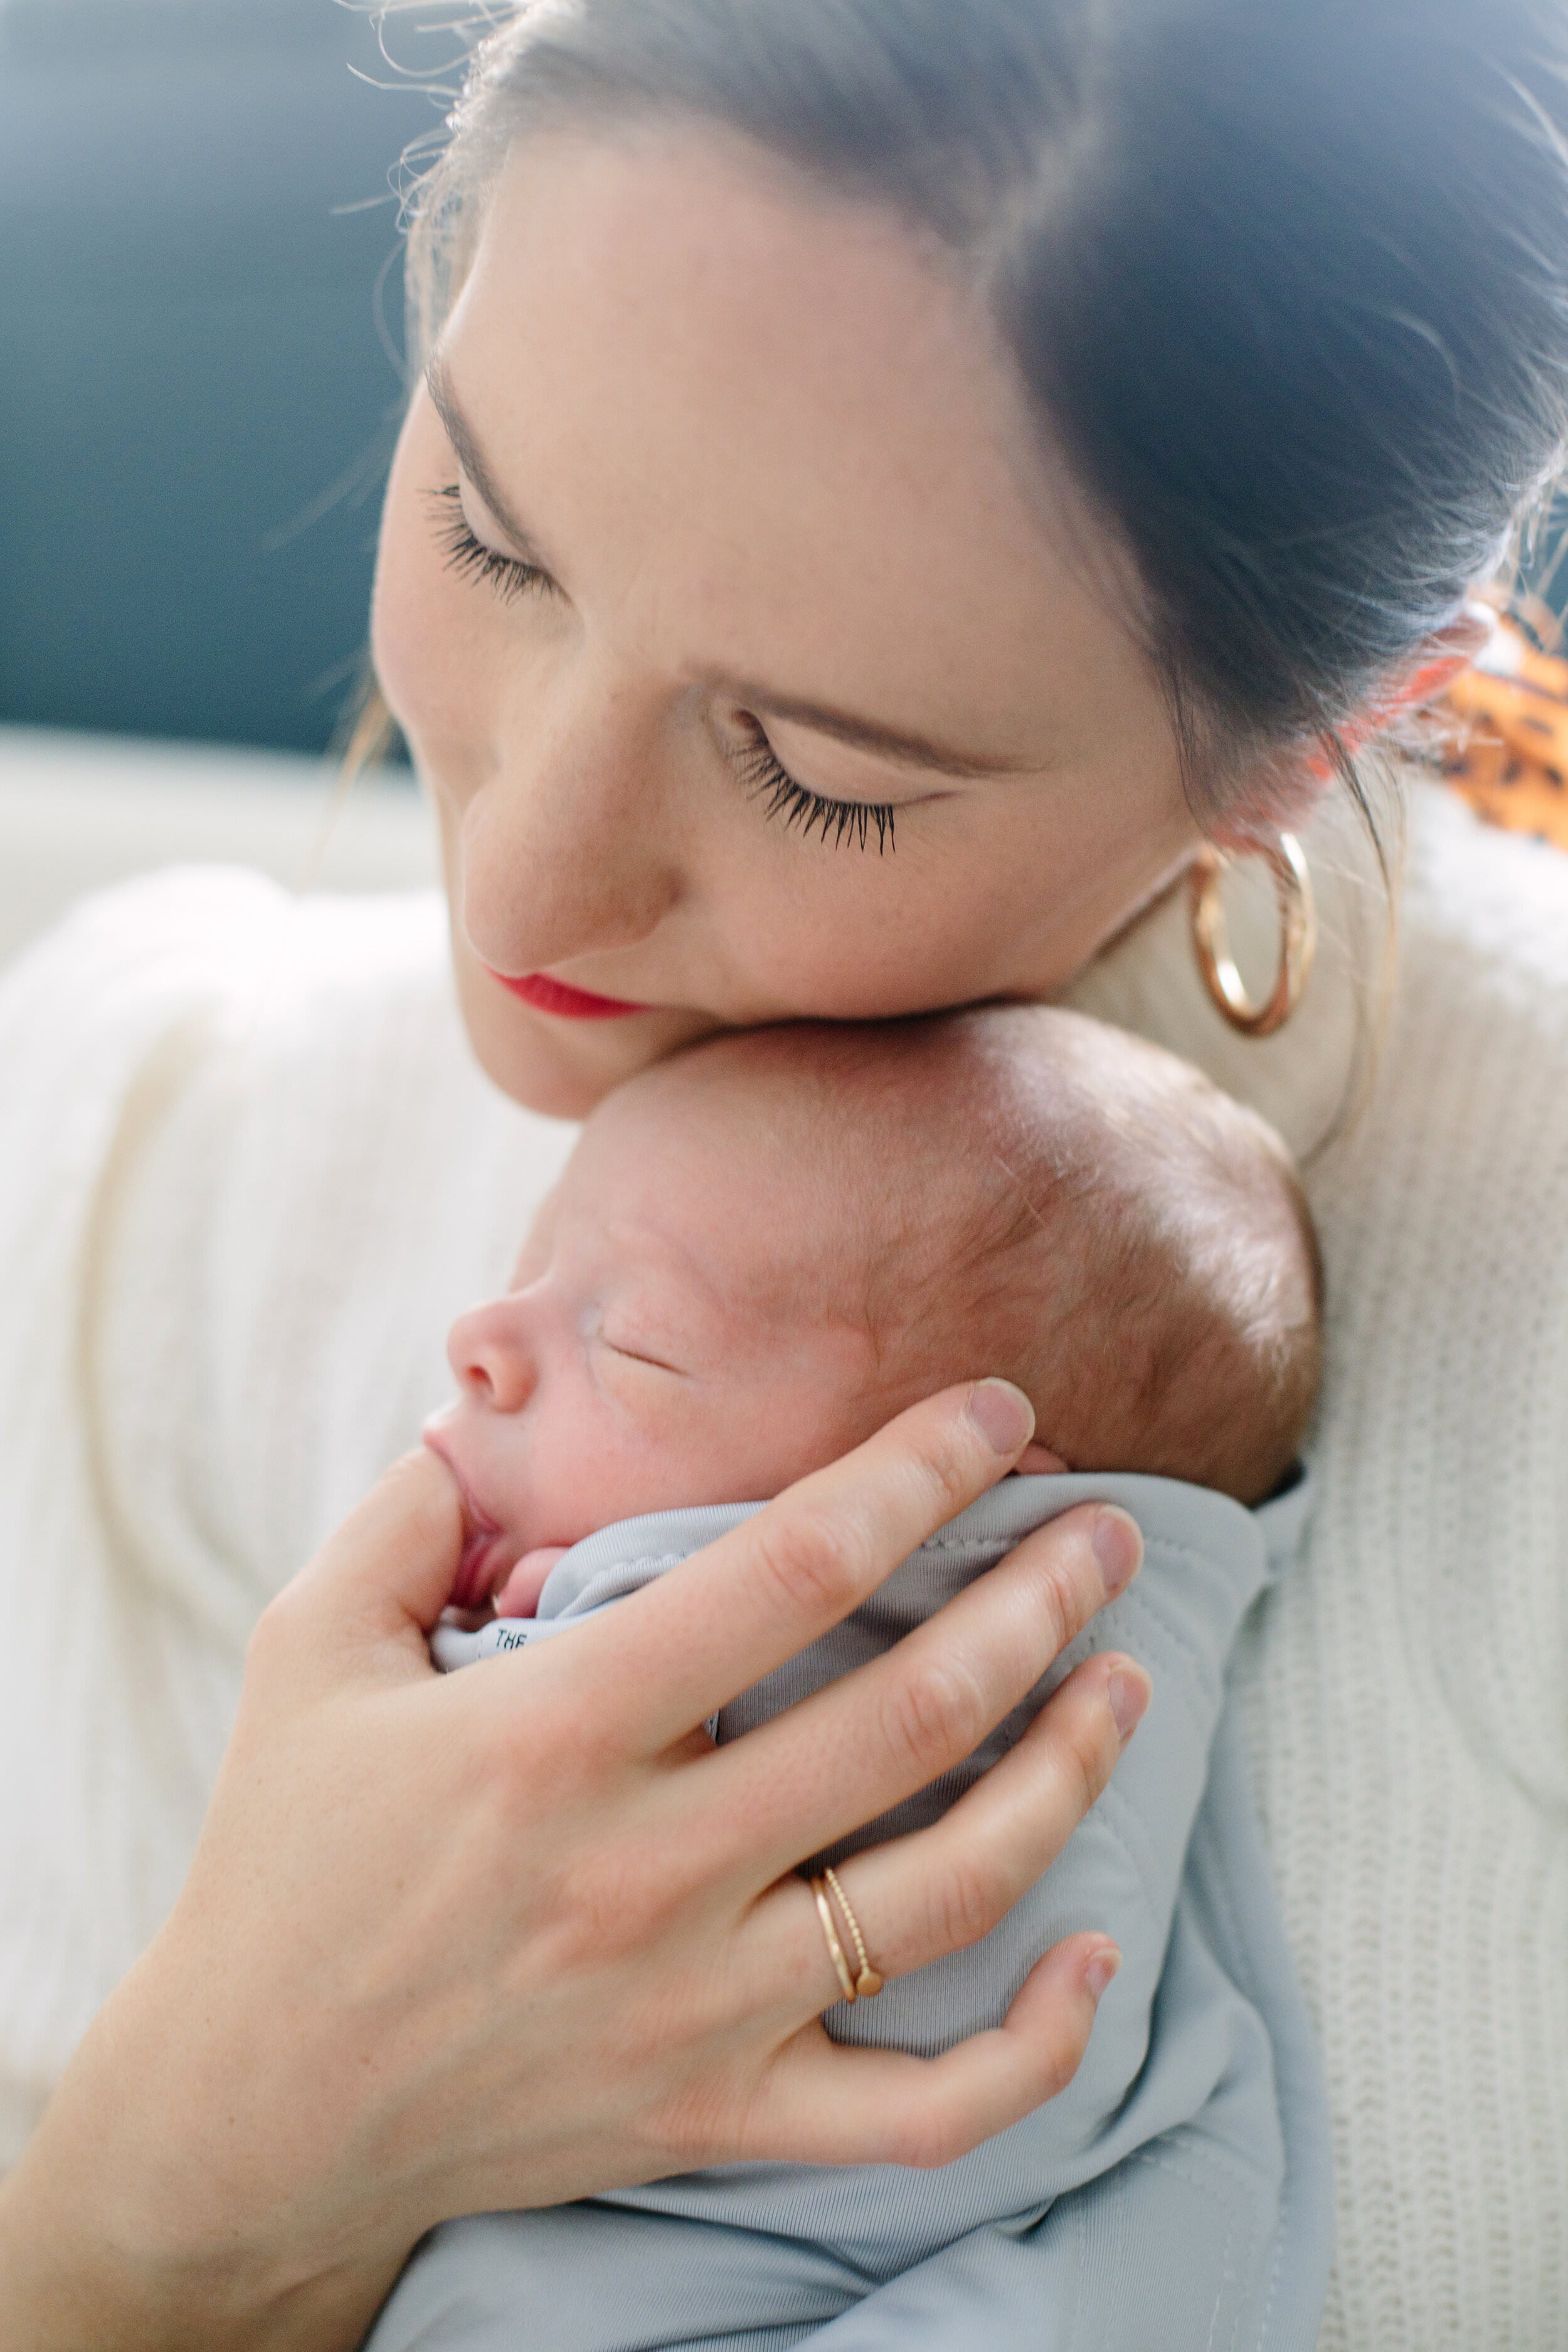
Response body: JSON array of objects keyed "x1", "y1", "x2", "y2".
[{"x1": 808, "y1": 1866, "x2": 884, "y2": 2002}]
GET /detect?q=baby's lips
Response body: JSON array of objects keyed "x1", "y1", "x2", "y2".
[
  {"x1": 421, "y1": 1424, "x2": 507, "y2": 1607},
  {"x1": 452, "y1": 1523, "x2": 499, "y2": 1611}
]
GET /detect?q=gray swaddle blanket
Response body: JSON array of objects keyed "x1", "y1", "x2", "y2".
[{"x1": 370, "y1": 1474, "x2": 1333, "y2": 2351}]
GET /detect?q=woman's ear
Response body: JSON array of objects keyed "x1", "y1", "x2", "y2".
[
  {"x1": 1212, "y1": 605, "x2": 1497, "y2": 849},
  {"x1": 1203, "y1": 603, "x2": 1498, "y2": 857},
  {"x1": 1379, "y1": 603, "x2": 1496, "y2": 718},
  {"x1": 1306, "y1": 603, "x2": 1496, "y2": 776}
]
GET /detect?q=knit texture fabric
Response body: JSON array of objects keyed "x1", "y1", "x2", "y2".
[{"x1": 0, "y1": 781, "x2": 1562, "y2": 2346}]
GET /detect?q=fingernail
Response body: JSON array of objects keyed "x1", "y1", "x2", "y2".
[
  {"x1": 1108, "y1": 1665, "x2": 1150, "y2": 1745},
  {"x1": 966, "y1": 1378, "x2": 1034, "y2": 1457},
  {"x1": 1091, "y1": 1507, "x2": 1142, "y2": 1598},
  {"x1": 1084, "y1": 1944, "x2": 1121, "y2": 2004}
]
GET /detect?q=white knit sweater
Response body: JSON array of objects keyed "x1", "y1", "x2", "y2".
[{"x1": 0, "y1": 782, "x2": 1562, "y2": 2349}]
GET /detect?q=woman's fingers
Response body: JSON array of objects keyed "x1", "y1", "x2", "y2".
[
  {"x1": 750, "y1": 1932, "x2": 1121, "y2": 2171},
  {"x1": 795, "y1": 1653, "x2": 1150, "y2": 2003},
  {"x1": 506, "y1": 1379, "x2": 1039, "y2": 1756},
  {"x1": 695, "y1": 1502, "x2": 1143, "y2": 1883},
  {"x1": 851, "y1": 1653, "x2": 1152, "y2": 1971},
  {"x1": 734, "y1": 1651, "x2": 1148, "y2": 2025},
  {"x1": 255, "y1": 1447, "x2": 465, "y2": 1692}
]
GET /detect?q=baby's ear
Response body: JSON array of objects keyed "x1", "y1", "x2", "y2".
[{"x1": 1015, "y1": 1440, "x2": 1071, "y2": 1475}]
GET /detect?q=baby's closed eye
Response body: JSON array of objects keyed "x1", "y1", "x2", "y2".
[{"x1": 600, "y1": 1335, "x2": 690, "y2": 1377}]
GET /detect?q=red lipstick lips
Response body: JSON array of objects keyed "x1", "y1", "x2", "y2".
[{"x1": 489, "y1": 970, "x2": 649, "y2": 1020}]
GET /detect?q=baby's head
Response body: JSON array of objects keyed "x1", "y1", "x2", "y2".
[{"x1": 426, "y1": 1007, "x2": 1322, "y2": 1615}]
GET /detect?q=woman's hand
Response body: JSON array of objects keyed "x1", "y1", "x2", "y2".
[{"x1": 0, "y1": 1378, "x2": 1149, "y2": 2352}]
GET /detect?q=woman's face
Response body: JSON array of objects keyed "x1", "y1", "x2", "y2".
[{"x1": 373, "y1": 124, "x2": 1207, "y2": 1117}]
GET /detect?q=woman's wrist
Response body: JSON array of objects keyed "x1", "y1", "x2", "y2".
[
  {"x1": 0, "y1": 2133, "x2": 404, "y2": 2352},
  {"x1": 0, "y1": 2195, "x2": 398, "y2": 2352},
  {"x1": 0, "y1": 2197, "x2": 397, "y2": 2352},
  {"x1": 0, "y1": 1955, "x2": 408, "y2": 2352}
]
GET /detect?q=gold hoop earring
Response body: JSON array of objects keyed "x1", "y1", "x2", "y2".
[{"x1": 1189, "y1": 833, "x2": 1316, "y2": 1039}]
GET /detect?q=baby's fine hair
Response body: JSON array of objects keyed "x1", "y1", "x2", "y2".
[{"x1": 677, "y1": 1007, "x2": 1323, "y2": 1508}]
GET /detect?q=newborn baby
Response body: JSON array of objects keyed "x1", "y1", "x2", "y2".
[
  {"x1": 381, "y1": 1005, "x2": 1330, "y2": 2352},
  {"x1": 425, "y1": 1004, "x2": 1318, "y2": 1621}
]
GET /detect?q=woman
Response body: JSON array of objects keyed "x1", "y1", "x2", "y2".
[{"x1": 1, "y1": 1, "x2": 1565, "y2": 2343}]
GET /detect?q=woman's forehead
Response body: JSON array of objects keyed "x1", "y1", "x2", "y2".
[{"x1": 438, "y1": 120, "x2": 1165, "y2": 771}]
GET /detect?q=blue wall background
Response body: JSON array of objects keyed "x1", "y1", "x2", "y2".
[
  {"x1": 0, "y1": 0, "x2": 433, "y2": 753},
  {"x1": 7, "y1": 0, "x2": 1565, "y2": 759}
]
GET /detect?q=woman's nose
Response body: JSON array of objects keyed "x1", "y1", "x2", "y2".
[
  {"x1": 446, "y1": 1298, "x2": 538, "y2": 1412},
  {"x1": 460, "y1": 669, "x2": 683, "y2": 973}
]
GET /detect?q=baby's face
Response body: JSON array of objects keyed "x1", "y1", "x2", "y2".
[{"x1": 425, "y1": 1081, "x2": 902, "y2": 1615}]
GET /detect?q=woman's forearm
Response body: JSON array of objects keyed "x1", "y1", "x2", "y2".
[
  {"x1": 0, "y1": 2180, "x2": 403, "y2": 2352},
  {"x1": 0, "y1": 2019, "x2": 407, "y2": 2352},
  {"x1": 0, "y1": 2201, "x2": 399, "y2": 2352}
]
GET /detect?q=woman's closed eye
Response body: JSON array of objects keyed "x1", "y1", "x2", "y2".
[
  {"x1": 732, "y1": 725, "x2": 898, "y2": 855},
  {"x1": 429, "y1": 482, "x2": 554, "y2": 605},
  {"x1": 428, "y1": 478, "x2": 898, "y2": 854}
]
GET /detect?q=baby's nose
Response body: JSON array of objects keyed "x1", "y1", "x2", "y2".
[{"x1": 446, "y1": 1298, "x2": 536, "y2": 1411}]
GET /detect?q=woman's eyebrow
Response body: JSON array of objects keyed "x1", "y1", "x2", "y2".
[{"x1": 425, "y1": 354, "x2": 552, "y2": 567}]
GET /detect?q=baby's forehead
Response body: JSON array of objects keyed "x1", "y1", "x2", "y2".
[
  {"x1": 556, "y1": 1080, "x2": 889, "y2": 1306},
  {"x1": 573, "y1": 1046, "x2": 1027, "y2": 1316},
  {"x1": 546, "y1": 1104, "x2": 817, "y2": 1279}
]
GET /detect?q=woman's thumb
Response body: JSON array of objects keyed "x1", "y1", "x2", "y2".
[{"x1": 277, "y1": 1448, "x2": 465, "y2": 1673}]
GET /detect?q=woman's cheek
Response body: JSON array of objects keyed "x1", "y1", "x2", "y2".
[
  {"x1": 372, "y1": 508, "x2": 478, "y2": 761},
  {"x1": 372, "y1": 398, "x2": 492, "y2": 761},
  {"x1": 696, "y1": 832, "x2": 984, "y2": 1022}
]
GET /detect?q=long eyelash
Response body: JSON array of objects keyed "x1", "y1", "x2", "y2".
[
  {"x1": 734, "y1": 735, "x2": 897, "y2": 855},
  {"x1": 427, "y1": 482, "x2": 550, "y2": 605}
]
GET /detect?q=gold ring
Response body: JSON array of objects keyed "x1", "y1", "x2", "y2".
[
  {"x1": 822, "y1": 1867, "x2": 884, "y2": 2000},
  {"x1": 810, "y1": 1878, "x2": 857, "y2": 2003}
]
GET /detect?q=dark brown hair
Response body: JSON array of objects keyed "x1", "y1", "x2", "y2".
[{"x1": 400, "y1": 0, "x2": 1568, "y2": 832}]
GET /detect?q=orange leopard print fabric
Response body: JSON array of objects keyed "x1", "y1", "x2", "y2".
[{"x1": 1442, "y1": 615, "x2": 1568, "y2": 850}]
